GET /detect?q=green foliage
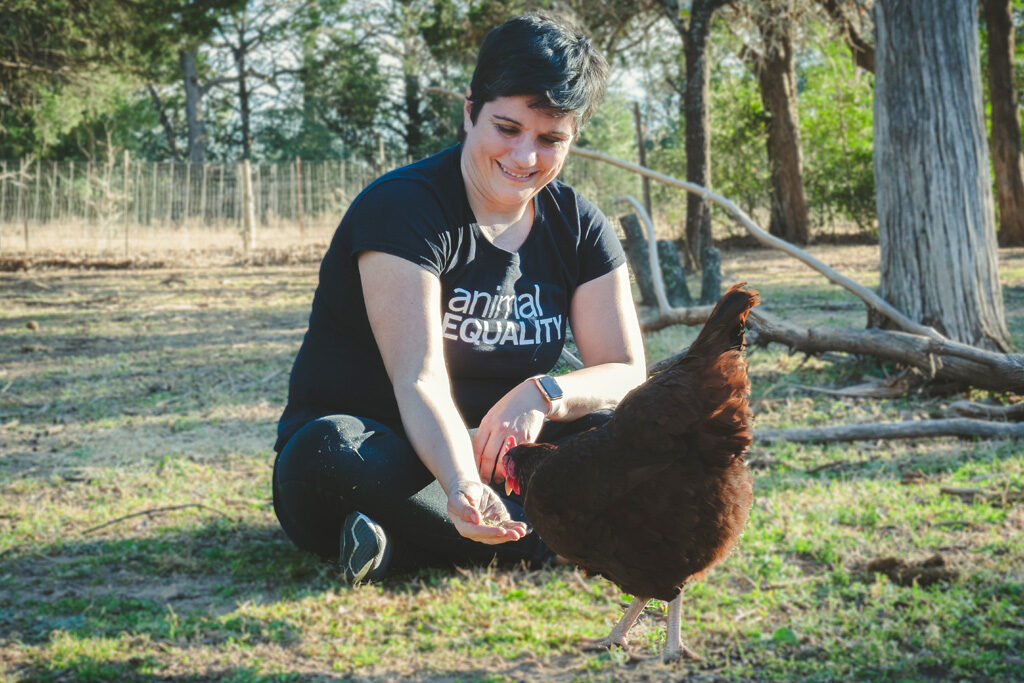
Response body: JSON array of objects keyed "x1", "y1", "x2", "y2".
[
  {"x1": 262, "y1": 34, "x2": 386, "y2": 161},
  {"x1": 797, "y1": 34, "x2": 876, "y2": 232},
  {"x1": 708, "y1": 64, "x2": 770, "y2": 221},
  {"x1": 576, "y1": 92, "x2": 637, "y2": 161}
]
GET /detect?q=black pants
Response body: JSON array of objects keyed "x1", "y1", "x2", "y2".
[{"x1": 272, "y1": 411, "x2": 611, "y2": 570}]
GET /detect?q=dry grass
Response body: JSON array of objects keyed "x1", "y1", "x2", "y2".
[{"x1": 1, "y1": 243, "x2": 1022, "y2": 681}]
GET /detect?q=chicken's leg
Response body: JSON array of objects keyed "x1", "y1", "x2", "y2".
[
  {"x1": 662, "y1": 594, "x2": 700, "y2": 662},
  {"x1": 580, "y1": 596, "x2": 649, "y2": 659}
]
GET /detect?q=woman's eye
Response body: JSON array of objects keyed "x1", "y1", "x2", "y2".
[
  {"x1": 539, "y1": 137, "x2": 560, "y2": 147},
  {"x1": 496, "y1": 125, "x2": 517, "y2": 135}
]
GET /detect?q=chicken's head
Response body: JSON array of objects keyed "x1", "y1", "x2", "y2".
[{"x1": 503, "y1": 441, "x2": 559, "y2": 498}]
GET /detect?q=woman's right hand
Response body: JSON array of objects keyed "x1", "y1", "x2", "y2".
[{"x1": 446, "y1": 480, "x2": 529, "y2": 544}]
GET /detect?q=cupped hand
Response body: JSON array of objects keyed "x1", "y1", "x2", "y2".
[
  {"x1": 447, "y1": 480, "x2": 529, "y2": 545},
  {"x1": 473, "y1": 380, "x2": 546, "y2": 484}
]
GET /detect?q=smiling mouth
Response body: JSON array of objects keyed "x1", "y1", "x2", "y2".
[{"x1": 496, "y1": 161, "x2": 535, "y2": 180}]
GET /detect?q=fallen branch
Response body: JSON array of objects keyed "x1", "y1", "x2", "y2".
[
  {"x1": 788, "y1": 382, "x2": 909, "y2": 398},
  {"x1": 805, "y1": 456, "x2": 879, "y2": 473},
  {"x1": 948, "y1": 400, "x2": 1024, "y2": 421},
  {"x1": 939, "y1": 486, "x2": 1024, "y2": 505},
  {"x1": 747, "y1": 310, "x2": 1024, "y2": 394},
  {"x1": 756, "y1": 418, "x2": 1024, "y2": 444},
  {"x1": 83, "y1": 504, "x2": 233, "y2": 535}
]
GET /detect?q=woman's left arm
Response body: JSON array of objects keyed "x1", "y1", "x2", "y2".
[{"x1": 473, "y1": 264, "x2": 646, "y2": 481}]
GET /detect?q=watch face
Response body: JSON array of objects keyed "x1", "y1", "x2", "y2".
[{"x1": 538, "y1": 375, "x2": 564, "y2": 400}]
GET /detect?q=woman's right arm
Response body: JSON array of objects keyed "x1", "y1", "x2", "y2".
[{"x1": 357, "y1": 250, "x2": 527, "y2": 545}]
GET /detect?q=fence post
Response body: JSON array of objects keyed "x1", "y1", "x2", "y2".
[
  {"x1": 134, "y1": 159, "x2": 141, "y2": 225},
  {"x1": 200, "y1": 163, "x2": 208, "y2": 225},
  {"x1": 183, "y1": 162, "x2": 191, "y2": 223},
  {"x1": 33, "y1": 157, "x2": 41, "y2": 224},
  {"x1": 165, "y1": 161, "x2": 174, "y2": 225},
  {"x1": 295, "y1": 156, "x2": 305, "y2": 236},
  {"x1": 241, "y1": 159, "x2": 256, "y2": 252},
  {"x1": 50, "y1": 161, "x2": 58, "y2": 224},
  {"x1": 123, "y1": 150, "x2": 130, "y2": 257},
  {"x1": 270, "y1": 163, "x2": 278, "y2": 229},
  {"x1": 69, "y1": 160, "x2": 75, "y2": 221},
  {"x1": 149, "y1": 162, "x2": 157, "y2": 226},
  {"x1": 217, "y1": 164, "x2": 225, "y2": 226},
  {"x1": 0, "y1": 160, "x2": 6, "y2": 254},
  {"x1": 87, "y1": 158, "x2": 94, "y2": 224},
  {"x1": 19, "y1": 158, "x2": 29, "y2": 251}
]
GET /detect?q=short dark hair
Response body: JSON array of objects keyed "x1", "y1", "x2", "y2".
[{"x1": 466, "y1": 12, "x2": 608, "y2": 134}]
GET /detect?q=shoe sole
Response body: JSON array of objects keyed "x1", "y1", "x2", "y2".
[{"x1": 340, "y1": 513, "x2": 385, "y2": 585}]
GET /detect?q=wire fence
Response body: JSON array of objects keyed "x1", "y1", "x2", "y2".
[{"x1": 0, "y1": 152, "x2": 680, "y2": 258}]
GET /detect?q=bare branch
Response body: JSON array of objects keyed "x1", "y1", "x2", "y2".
[{"x1": 757, "y1": 418, "x2": 1024, "y2": 444}]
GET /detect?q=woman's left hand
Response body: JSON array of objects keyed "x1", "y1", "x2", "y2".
[{"x1": 473, "y1": 380, "x2": 547, "y2": 485}]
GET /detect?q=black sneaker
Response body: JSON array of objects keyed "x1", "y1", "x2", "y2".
[{"x1": 339, "y1": 511, "x2": 390, "y2": 585}]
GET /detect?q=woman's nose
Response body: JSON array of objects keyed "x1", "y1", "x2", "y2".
[{"x1": 509, "y1": 138, "x2": 537, "y2": 168}]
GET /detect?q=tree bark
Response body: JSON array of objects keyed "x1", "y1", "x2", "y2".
[
  {"x1": 757, "y1": 418, "x2": 1024, "y2": 444},
  {"x1": 659, "y1": 0, "x2": 728, "y2": 269},
  {"x1": 874, "y1": 0, "x2": 1012, "y2": 351},
  {"x1": 681, "y1": 2, "x2": 716, "y2": 268},
  {"x1": 982, "y1": 0, "x2": 1024, "y2": 246},
  {"x1": 403, "y1": 70, "x2": 424, "y2": 159},
  {"x1": 180, "y1": 48, "x2": 206, "y2": 165},
  {"x1": 754, "y1": 1, "x2": 810, "y2": 245}
]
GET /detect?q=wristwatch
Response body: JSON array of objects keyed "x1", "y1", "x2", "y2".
[{"x1": 530, "y1": 375, "x2": 564, "y2": 417}]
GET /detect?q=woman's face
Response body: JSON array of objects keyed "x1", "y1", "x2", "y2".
[{"x1": 461, "y1": 95, "x2": 575, "y2": 216}]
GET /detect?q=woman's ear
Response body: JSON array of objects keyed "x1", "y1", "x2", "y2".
[{"x1": 463, "y1": 90, "x2": 473, "y2": 135}]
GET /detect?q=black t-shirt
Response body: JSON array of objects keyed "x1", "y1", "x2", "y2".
[{"x1": 275, "y1": 144, "x2": 626, "y2": 453}]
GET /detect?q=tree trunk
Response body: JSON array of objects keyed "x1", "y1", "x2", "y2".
[
  {"x1": 680, "y1": 1, "x2": 720, "y2": 269},
  {"x1": 983, "y1": 0, "x2": 1024, "y2": 246},
  {"x1": 403, "y1": 70, "x2": 423, "y2": 159},
  {"x1": 236, "y1": 41, "x2": 252, "y2": 161},
  {"x1": 147, "y1": 83, "x2": 181, "y2": 162},
  {"x1": 874, "y1": 0, "x2": 1012, "y2": 351},
  {"x1": 756, "y1": 3, "x2": 810, "y2": 245},
  {"x1": 180, "y1": 48, "x2": 206, "y2": 165}
]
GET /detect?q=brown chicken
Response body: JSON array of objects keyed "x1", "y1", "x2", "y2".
[{"x1": 502, "y1": 283, "x2": 758, "y2": 662}]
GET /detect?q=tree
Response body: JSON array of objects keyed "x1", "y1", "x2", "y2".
[
  {"x1": 817, "y1": 0, "x2": 874, "y2": 72},
  {"x1": 873, "y1": 0, "x2": 1012, "y2": 351},
  {"x1": 294, "y1": 17, "x2": 386, "y2": 159},
  {"x1": 0, "y1": 0, "x2": 172, "y2": 157},
  {"x1": 982, "y1": 0, "x2": 1024, "y2": 246},
  {"x1": 730, "y1": 0, "x2": 810, "y2": 245},
  {"x1": 656, "y1": 0, "x2": 731, "y2": 271},
  {"x1": 206, "y1": 0, "x2": 312, "y2": 160}
]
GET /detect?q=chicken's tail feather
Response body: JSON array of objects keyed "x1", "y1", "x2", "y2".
[{"x1": 688, "y1": 283, "x2": 760, "y2": 359}]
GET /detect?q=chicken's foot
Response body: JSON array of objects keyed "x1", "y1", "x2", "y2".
[
  {"x1": 662, "y1": 594, "x2": 700, "y2": 663},
  {"x1": 580, "y1": 596, "x2": 650, "y2": 661}
]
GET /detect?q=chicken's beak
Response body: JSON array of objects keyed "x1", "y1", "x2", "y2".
[{"x1": 505, "y1": 479, "x2": 514, "y2": 497}]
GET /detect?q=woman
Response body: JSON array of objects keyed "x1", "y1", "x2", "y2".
[{"x1": 272, "y1": 13, "x2": 646, "y2": 584}]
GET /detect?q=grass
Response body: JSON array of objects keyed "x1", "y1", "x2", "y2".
[{"x1": 1, "y1": 244, "x2": 1023, "y2": 681}]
